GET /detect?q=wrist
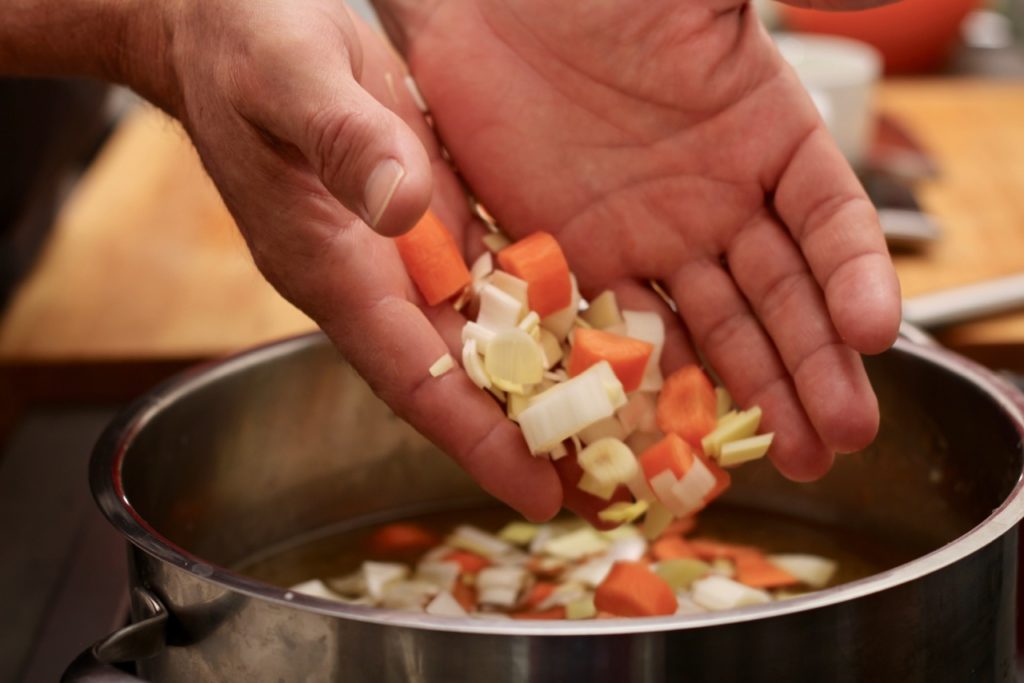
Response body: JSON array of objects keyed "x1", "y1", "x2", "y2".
[{"x1": 0, "y1": 0, "x2": 183, "y2": 115}]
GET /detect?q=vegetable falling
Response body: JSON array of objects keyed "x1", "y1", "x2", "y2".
[{"x1": 393, "y1": 219, "x2": 779, "y2": 531}]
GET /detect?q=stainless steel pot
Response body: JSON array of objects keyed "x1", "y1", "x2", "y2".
[{"x1": 71, "y1": 333, "x2": 1024, "y2": 682}]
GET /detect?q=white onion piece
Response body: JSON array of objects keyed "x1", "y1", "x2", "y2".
[
  {"x1": 540, "y1": 275, "x2": 581, "y2": 340},
  {"x1": 605, "y1": 536, "x2": 648, "y2": 563},
  {"x1": 623, "y1": 310, "x2": 665, "y2": 392},
  {"x1": 542, "y1": 527, "x2": 610, "y2": 561},
  {"x1": 648, "y1": 469, "x2": 691, "y2": 517},
  {"x1": 289, "y1": 579, "x2": 341, "y2": 601},
  {"x1": 518, "y1": 362, "x2": 626, "y2": 454},
  {"x1": 380, "y1": 580, "x2": 438, "y2": 610},
  {"x1": 484, "y1": 329, "x2": 545, "y2": 389},
  {"x1": 669, "y1": 457, "x2": 715, "y2": 514},
  {"x1": 462, "y1": 321, "x2": 497, "y2": 353},
  {"x1": 425, "y1": 590, "x2": 468, "y2": 617},
  {"x1": 675, "y1": 593, "x2": 708, "y2": 616},
  {"x1": 487, "y1": 271, "x2": 529, "y2": 308},
  {"x1": 576, "y1": 438, "x2": 638, "y2": 486},
  {"x1": 448, "y1": 525, "x2": 515, "y2": 559},
  {"x1": 470, "y1": 251, "x2": 494, "y2": 282},
  {"x1": 462, "y1": 339, "x2": 491, "y2": 390},
  {"x1": 477, "y1": 284, "x2": 524, "y2": 331},
  {"x1": 415, "y1": 561, "x2": 461, "y2": 593},
  {"x1": 362, "y1": 562, "x2": 409, "y2": 600},
  {"x1": 566, "y1": 557, "x2": 615, "y2": 587},
  {"x1": 691, "y1": 576, "x2": 770, "y2": 611},
  {"x1": 766, "y1": 554, "x2": 837, "y2": 589}
]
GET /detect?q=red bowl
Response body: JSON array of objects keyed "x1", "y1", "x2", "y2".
[{"x1": 779, "y1": 0, "x2": 980, "y2": 74}]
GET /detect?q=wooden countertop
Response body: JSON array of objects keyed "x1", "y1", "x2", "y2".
[{"x1": 3, "y1": 78, "x2": 1024, "y2": 372}]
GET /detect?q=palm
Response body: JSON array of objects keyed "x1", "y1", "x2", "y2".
[{"x1": 388, "y1": 0, "x2": 902, "y2": 477}]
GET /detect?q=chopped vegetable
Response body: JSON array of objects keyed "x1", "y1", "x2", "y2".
[
  {"x1": 367, "y1": 523, "x2": 441, "y2": 558},
  {"x1": 642, "y1": 501, "x2": 675, "y2": 540},
  {"x1": 496, "y1": 232, "x2": 572, "y2": 317},
  {"x1": 688, "y1": 539, "x2": 759, "y2": 561},
  {"x1": 598, "y1": 500, "x2": 649, "y2": 524},
  {"x1": 540, "y1": 275, "x2": 581, "y2": 340},
  {"x1": 394, "y1": 210, "x2": 471, "y2": 305},
  {"x1": 622, "y1": 310, "x2": 666, "y2": 391},
  {"x1": 766, "y1": 554, "x2": 838, "y2": 589},
  {"x1": 654, "y1": 558, "x2": 711, "y2": 591},
  {"x1": 428, "y1": 353, "x2": 455, "y2": 378},
  {"x1": 523, "y1": 581, "x2": 557, "y2": 609},
  {"x1": 461, "y1": 339, "x2": 491, "y2": 390},
  {"x1": 447, "y1": 525, "x2": 515, "y2": 559},
  {"x1": 498, "y1": 522, "x2": 540, "y2": 546},
  {"x1": 568, "y1": 328, "x2": 654, "y2": 393},
  {"x1": 578, "y1": 416, "x2": 627, "y2": 446},
  {"x1": 691, "y1": 575, "x2": 771, "y2": 611},
  {"x1": 517, "y1": 361, "x2": 627, "y2": 454},
  {"x1": 484, "y1": 329, "x2": 545, "y2": 391},
  {"x1": 566, "y1": 595, "x2": 598, "y2": 620},
  {"x1": 542, "y1": 527, "x2": 610, "y2": 560},
  {"x1": 656, "y1": 365, "x2": 718, "y2": 448},
  {"x1": 362, "y1": 561, "x2": 409, "y2": 600},
  {"x1": 511, "y1": 606, "x2": 567, "y2": 620},
  {"x1": 444, "y1": 550, "x2": 491, "y2": 575},
  {"x1": 477, "y1": 283, "x2": 525, "y2": 331},
  {"x1": 594, "y1": 561, "x2": 677, "y2": 617},
  {"x1": 578, "y1": 472, "x2": 618, "y2": 500},
  {"x1": 715, "y1": 386, "x2": 733, "y2": 417},
  {"x1": 581, "y1": 291, "x2": 624, "y2": 330},
  {"x1": 477, "y1": 566, "x2": 528, "y2": 607},
  {"x1": 651, "y1": 535, "x2": 697, "y2": 561},
  {"x1": 425, "y1": 590, "x2": 468, "y2": 617},
  {"x1": 719, "y1": 433, "x2": 775, "y2": 467},
  {"x1": 734, "y1": 554, "x2": 800, "y2": 589},
  {"x1": 701, "y1": 407, "x2": 762, "y2": 460},
  {"x1": 638, "y1": 433, "x2": 695, "y2": 480},
  {"x1": 577, "y1": 438, "x2": 639, "y2": 487},
  {"x1": 482, "y1": 231, "x2": 512, "y2": 253},
  {"x1": 617, "y1": 392, "x2": 658, "y2": 435}
]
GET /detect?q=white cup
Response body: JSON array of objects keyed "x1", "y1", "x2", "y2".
[{"x1": 775, "y1": 33, "x2": 883, "y2": 169}]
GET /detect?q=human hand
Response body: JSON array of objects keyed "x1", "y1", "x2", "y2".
[
  {"x1": 372, "y1": 0, "x2": 902, "y2": 480},
  {"x1": 135, "y1": 1, "x2": 568, "y2": 519}
]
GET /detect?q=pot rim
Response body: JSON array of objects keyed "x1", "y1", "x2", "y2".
[{"x1": 91, "y1": 333, "x2": 1024, "y2": 636}]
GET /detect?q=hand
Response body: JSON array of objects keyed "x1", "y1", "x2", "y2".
[
  {"x1": 142, "y1": 1, "x2": 564, "y2": 519},
  {"x1": 373, "y1": 0, "x2": 903, "y2": 480}
]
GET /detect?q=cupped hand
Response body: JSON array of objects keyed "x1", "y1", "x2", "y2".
[
  {"x1": 147, "y1": 0, "x2": 564, "y2": 520},
  {"x1": 374, "y1": 0, "x2": 902, "y2": 480}
]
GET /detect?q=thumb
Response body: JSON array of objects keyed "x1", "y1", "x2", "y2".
[{"x1": 235, "y1": 12, "x2": 432, "y2": 236}]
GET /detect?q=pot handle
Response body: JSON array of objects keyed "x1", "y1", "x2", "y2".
[{"x1": 60, "y1": 587, "x2": 168, "y2": 683}]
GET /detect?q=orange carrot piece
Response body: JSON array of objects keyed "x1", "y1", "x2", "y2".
[
  {"x1": 452, "y1": 580, "x2": 477, "y2": 612},
  {"x1": 445, "y1": 550, "x2": 491, "y2": 575},
  {"x1": 688, "y1": 538, "x2": 760, "y2": 561},
  {"x1": 734, "y1": 554, "x2": 801, "y2": 589},
  {"x1": 367, "y1": 523, "x2": 440, "y2": 558},
  {"x1": 394, "y1": 210, "x2": 471, "y2": 305},
  {"x1": 567, "y1": 328, "x2": 654, "y2": 392},
  {"x1": 651, "y1": 535, "x2": 698, "y2": 561},
  {"x1": 523, "y1": 582, "x2": 558, "y2": 609},
  {"x1": 496, "y1": 232, "x2": 571, "y2": 317},
  {"x1": 594, "y1": 561, "x2": 677, "y2": 618},
  {"x1": 510, "y1": 606, "x2": 568, "y2": 620},
  {"x1": 638, "y1": 433, "x2": 695, "y2": 481},
  {"x1": 695, "y1": 450, "x2": 731, "y2": 504},
  {"x1": 656, "y1": 365, "x2": 717, "y2": 448}
]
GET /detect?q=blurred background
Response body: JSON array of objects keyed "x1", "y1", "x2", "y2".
[{"x1": 3, "y1": 0, "x2": 1024, "y2": 680}]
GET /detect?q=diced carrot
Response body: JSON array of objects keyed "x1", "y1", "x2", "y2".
[
  {"x1": 638, "y1": 433, "x2": 694, "y2": 481},
  {"x1": 510, "y1": 606, "x2": 567, "y2": 620},
  {"x1": 445, "y1": 550, "x2": 491, "y2": 574},
  {"x1": 734, "y1": 554, "x2": 801, "y2": 589},
  {"x1": 452, "y1": 580, "x2": 477, "y2": 612},
  {"x1": 688, "y1": 538, "x2": 760, "y2": 561},
  {"x1": 594, "y1": 561, "x2": 677, "y2": 618},
  {"x1": 523, "y1": 581, "x2": 557, "y2": 610},
  {"x1": 651, "y1": 535, "x2": 698, "y2": 561},
  {"x1": 496, "y1": 232, "x2": 571, "y2": 317},
  {"x1": 656, "y1": 365, "x2": 717, "y2": 448},
  {"x1": 694, "y1": 450, "x2": 731, "y2": 504},
  {"x1": 366, "y1": 523, "x2": 440, "y2": 559},
  {"x1": 394, "y1": 210, "x2": 471, "y2": 305},
  {"x1": 567, "y1": 328, "x2": 654, "y2": 392}
]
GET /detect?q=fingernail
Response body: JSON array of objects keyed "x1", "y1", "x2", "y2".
[{"x1": 364, "y1": 158, "x2": 405, "y2": 229}]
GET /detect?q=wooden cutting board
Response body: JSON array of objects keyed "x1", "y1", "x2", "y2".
[{"x1": 2, "y1": 79, "x2": 1024, "y2": 369}]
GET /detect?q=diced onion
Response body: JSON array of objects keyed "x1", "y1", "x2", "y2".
[
  {"x1": 766, "y1": 554, "x2": 837, "y2": 588},
  {"x1": 577, "y1": 438, "x2": 638, "y2": 486},
  {"x1": 462, "y1": 339, "x2": 491, "y2": 389},
  {"x1": 426, "y1": 590, "x2": 468, "y2": 617},
  {"x1": 428, "y1": 353, "x2": 455, "y2": 378},
  {"x1": 691, "y1": 575, "x2": 770, "y2": 611},
  {"x1": 477, "y1": 284, "x2": 524, "y2": 331},
  {"x1": 581, "y1": 290, "x2": 623, "y2": 330},
  {"x1": 484, "y1": 329, "x2": 545, "y2": 389}
]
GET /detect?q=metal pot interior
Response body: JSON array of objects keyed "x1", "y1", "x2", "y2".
[{"x1": 96, "y1": 334, "x2": 1024, "y2": 621}]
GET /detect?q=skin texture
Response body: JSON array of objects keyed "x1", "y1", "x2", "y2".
[{"x1": 0, "y1": 0, "x2": 902, "y2": 522}]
